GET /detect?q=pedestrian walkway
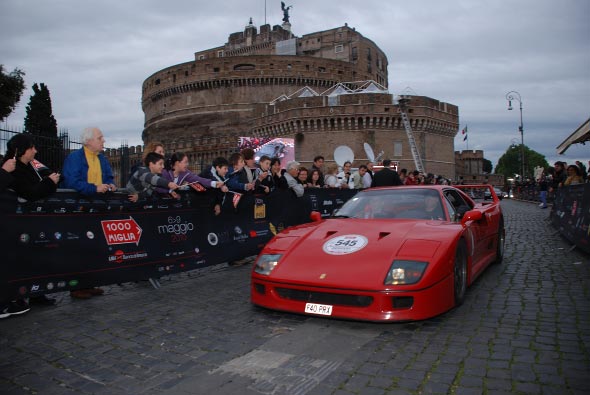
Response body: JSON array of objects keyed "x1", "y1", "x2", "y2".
[{"x1": 0, "y1": 199, "x2": 588, "y2": 394}]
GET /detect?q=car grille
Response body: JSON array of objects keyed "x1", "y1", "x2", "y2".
[{"x1": 275, "y1": 287, "x2": 373, "y2": 307}]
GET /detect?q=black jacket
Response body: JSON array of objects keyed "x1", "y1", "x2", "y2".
[
  {"x1": 8, "y1": 160, "x2": 57, "y2": 201},
  {"x1": 371, "y1": 168, "x2": 402, "y2": 187}
]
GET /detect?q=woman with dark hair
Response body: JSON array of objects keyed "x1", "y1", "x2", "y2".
[
  {"x1": 564, "y1": 165, "x2": 584, "y2": 186},
  {"x1": 2, "y1": 133, "x2": 60, "y2": 201},
  {"x1": 160, "y1": 152, "x2": 227, "y2": 198},
  {"x1": 1, "y1": 133, "x2": 59, "y2": 308},
  {"x1": 270, "y1": 157, "x2": 287, "y2": 189},
  {"x1": 307, "y1": 168, "x2": 322, "y2": 188}
]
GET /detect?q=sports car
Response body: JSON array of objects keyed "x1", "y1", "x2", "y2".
[{"x1": 251, "y1": 185, "x2": 505, "y2": 322}]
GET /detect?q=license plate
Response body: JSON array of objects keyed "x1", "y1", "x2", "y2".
[{"x1": 304, "y1": 303, "x2": 333, "y2": 316}]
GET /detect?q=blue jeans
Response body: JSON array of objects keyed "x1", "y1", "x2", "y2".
[{"x1": 540, "y1": 190, "x2": 547, "y2": 207}]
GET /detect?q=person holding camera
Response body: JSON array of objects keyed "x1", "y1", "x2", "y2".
[{"x1": 336, "y1": 161, "x2": 353, "y2": 189}]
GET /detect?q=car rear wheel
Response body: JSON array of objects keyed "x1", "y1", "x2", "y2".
[
  {"x1": 454, "y1": 240, "x2": 468, "y2": 306},
  {"x1": 495, "y1": 219, "x2": 505, "y2": 264}
]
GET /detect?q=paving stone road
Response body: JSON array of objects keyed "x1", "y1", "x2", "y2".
[{"x1": 1, "y1": 199, "x2": 589, "y2": 395}]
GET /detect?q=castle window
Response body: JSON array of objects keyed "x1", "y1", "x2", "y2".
[
  {"x1": 217, "y1": 50, "x2": 224, "y2": 57},
  {"x1": 173, "y1": 74, "x2": 176, "y2": 83},
  {"x1": 352, "y1": 47, "x2": 358, "y2": 61},
  {"x1": 198, "y1": 55, "x2": 205, "y2": 60},
  {"x1": 317, "y1": 38, "x2": 320, "y2": 42},
  {"x1": 234, "y1": 64, "x2": 256, "y2": 71},
  {"x1": 214, "y1": 67, "x2": 220, "y2": 72},
  {"x1": 155, "y1": 78, "x2": 160, "y2": 85},
  {"x1": 393, "y1": 141, "x2": 403, "y2": 157},
  {"x1": 184, "y1": 70, "x2": 189, "y2": 77},
  {"x1": 334, "y1": 44, "x2": 344, "y2": 53},
  {"x1": 318, "y1": 67, "x2": 326, "y2": 72},
  {"x1": 287, "y1": 64, "x2": 292, "y2": 70}
]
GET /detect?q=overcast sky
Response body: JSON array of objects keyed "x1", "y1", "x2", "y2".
[{"x1": 1, "y1": 0, "x2": 589, "y2": 171}]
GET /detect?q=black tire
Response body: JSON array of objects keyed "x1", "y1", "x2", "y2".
[
  {"x1": 495, "y1": 219, "x2": 505, "y2": 264},
  {"x1": 454, "y1": 240, "x2": 468, "y2": 306}
]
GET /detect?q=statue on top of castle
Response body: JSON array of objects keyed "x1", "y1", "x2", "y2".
[{"x1": 281, "y1": 2, "x2": 292, "y2": 23}]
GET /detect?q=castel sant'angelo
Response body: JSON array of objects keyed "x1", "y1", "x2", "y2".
[{"x1": 141, "y1": 7, "x2": 460, "y2": 177}]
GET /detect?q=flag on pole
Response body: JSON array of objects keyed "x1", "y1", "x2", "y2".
[
  {"x1": 232, "y1": 192, "x2": 242, "y2": 208},
  {"x1": 462, "y1": 125, "x2": 468, "y2": 141},
  {"x1": 189, "y1": 182, "x2": 206, "y2": 192}
]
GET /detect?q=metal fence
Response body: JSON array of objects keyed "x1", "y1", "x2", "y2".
[{"x1": 0, "y1": 128, "x2": 140, "y2": 187}]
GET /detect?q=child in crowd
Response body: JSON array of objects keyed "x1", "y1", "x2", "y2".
[
  {"x1": 254, "y1": 155, "x2": 274, "y2": 194},
  {"x1": 226, "y1": 152, "x2": 254, "y2": 192},
  {"x1": 199, "y1": 157, "x2": 230, "y2": 215},
  {"x1": 127, "y1": 152, "x2": 179, "y2": 202}
]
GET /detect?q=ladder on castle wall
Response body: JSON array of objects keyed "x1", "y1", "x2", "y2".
[{"x1": 398, "y1": 97, "x2": 425, "y2": 173}]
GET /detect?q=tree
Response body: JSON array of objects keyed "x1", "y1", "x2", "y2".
[
  {"x1": 24, "y1": 83, "x2": 60, "y2": 169},
  {"x1": 0, "y1": 65, "x2": 26, "y2": 121},
  {"x1": 494, "y1": 144, "x2": 549, "y2": 180},
  {"x1": 482, "y1": 158, "x2": 492, "y2": 174},
  {"x1": 24, "y1": 83, "x2": 58, "y2": 138}
]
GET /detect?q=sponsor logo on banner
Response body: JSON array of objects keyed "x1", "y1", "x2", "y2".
[
  {"x1": 108, "y1": 250, "x2": 148, "y2": 264},
  {"x1": 157, "y1": 216, "x2": 195, "y2": 235},
  {"x1": 323, "y1": 200, "x2": 333, "y2": 206},
  {"x1": 86, "y1": 231, "x2": 94, "y2": 239},
  {"x1": 233, "y1": 226, "x2": 248, "y2": 242},
  {"x1": 19, "y1": 234, "x2": 30, "y2": 243},
  {"x1": 207, "y1": 233, "x2": 219, "y2": 246},
  {"x1": 250, "y1": 229, "x2": 270, "y2": 238},
  {"x1": 66, "y1": 232, "x2": 79, "y2": 240},
  {"x1": 30, "y1": 284, "x2": 40, "y2": 292},
  {"x1": 254, "y1": 198, "x2": 266, "y2": 219},
  {"x1": 57, "y1": 281, "x2": 66, "y2": 288},
  {"x1": 46, "y1": 282, "x2": 54, "y2": 290},
  {"x1": 54, "y1": 232, "x2": 62, "y2": 240},
  {"x1": 101, "y1": 217, "x2": 142, "y2": 246}
]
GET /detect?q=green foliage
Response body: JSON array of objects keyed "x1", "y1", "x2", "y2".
[
  {"x1": 494, "y1": 144, "x2": 549, "y2": 179},
  {"x1": 24, "y1": 83, "x2": 57, "y2": 138},
  {"x1": 482, "y1": 158, "x2": 492, "y2": 174},
  {"x1": 0, "y1": 65, "x2": 26, "y2": 121}
]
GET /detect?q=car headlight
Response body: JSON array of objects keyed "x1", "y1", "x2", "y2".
[
  {"x1": 384, "y1": 260, "x2": 428, "y2": 285},
  {"x1": 254, "y1": 254, "x2": 282, "y2": 275}
]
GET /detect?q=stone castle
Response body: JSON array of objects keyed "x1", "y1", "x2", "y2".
[{"x1": 141, "y1": 17, "x2": 460, "y2": 177}]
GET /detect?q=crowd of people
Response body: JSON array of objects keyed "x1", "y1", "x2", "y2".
[
  {"x1": 2, "y1": 127, "x2": 589, "y2": 318},
  {"x1": 521, "y1": 160, "x2": 589, "y2": 209}
]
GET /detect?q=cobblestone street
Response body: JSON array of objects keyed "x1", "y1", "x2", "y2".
[{"x1": 1, "y1": 199, "x2": 589, "y2": 394}]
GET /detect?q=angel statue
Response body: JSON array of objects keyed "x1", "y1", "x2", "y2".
[{"x1": 281, "y1": 2, "x2": 293, "y2": 23}]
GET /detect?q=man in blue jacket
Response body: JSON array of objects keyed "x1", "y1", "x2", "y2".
[
  {"x1": 62, "y1": 127, "x2": 117, "y2": 195},
  {"x1": 61, "y1": 127, "x2": 117, "y2": 299}
]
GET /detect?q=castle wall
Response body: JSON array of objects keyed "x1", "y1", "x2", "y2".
[{"x1": 141, "y1": 23, "x2": 459, "y2": 177}]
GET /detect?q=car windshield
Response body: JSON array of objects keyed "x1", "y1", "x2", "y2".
[{"x1": 334, "y1": 188, "x2": 447, "y2": 221}]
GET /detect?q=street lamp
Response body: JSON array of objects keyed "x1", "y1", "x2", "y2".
[{"x1": 505, "y1": 91, "x2": 524, "y2": 180}]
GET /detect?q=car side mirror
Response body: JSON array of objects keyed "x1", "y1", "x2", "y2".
[
  {"x1": 310, "y1": 211, "x2": 322, "y2": 222},
  {"x1": 461, "y1": 210, "x2": 483, "y2": 225}
]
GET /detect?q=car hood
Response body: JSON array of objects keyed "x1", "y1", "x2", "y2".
[{"x1": 264, "y1": 218, "x2": 459, "y2": 290}]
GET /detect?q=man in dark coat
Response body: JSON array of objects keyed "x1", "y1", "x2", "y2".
[{"x1": 371, "y1": 159, "x2": 403, "y2": 187}]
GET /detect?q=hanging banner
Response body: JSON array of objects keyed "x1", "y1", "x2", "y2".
[
  {"x1": 0, "y1": 188, "x2": 358, "y2": 301},
  {"x1": 550, "y1": 184, "x2": 590, "y2": 254}
]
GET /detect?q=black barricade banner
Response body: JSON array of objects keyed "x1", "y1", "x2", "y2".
[
  {"x1": 0, "y1": 188, "x2": 357, "y2": 301},
  {"x1": 550, "y1": 183, "x2": 590, "y2": 254}
]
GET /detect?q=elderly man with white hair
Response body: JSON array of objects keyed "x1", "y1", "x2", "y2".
[
  {"x1": 282, "y1": 160, "x2": 304, "y2": 197},
  {"x1": 62, "y1": 127, "x2": 117, "y2": 299},
  {"x1": 62, "y1": 127, "x2": 117, "y2": 195}
]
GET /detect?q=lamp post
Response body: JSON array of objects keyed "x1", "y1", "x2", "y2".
[{"x1": 505, "y1": 91, "x2": 524, "y2": 180}]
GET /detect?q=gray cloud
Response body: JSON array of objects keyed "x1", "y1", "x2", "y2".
[{"x1": 1, "y1": 0, "x2": 589, "y2": 168}]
